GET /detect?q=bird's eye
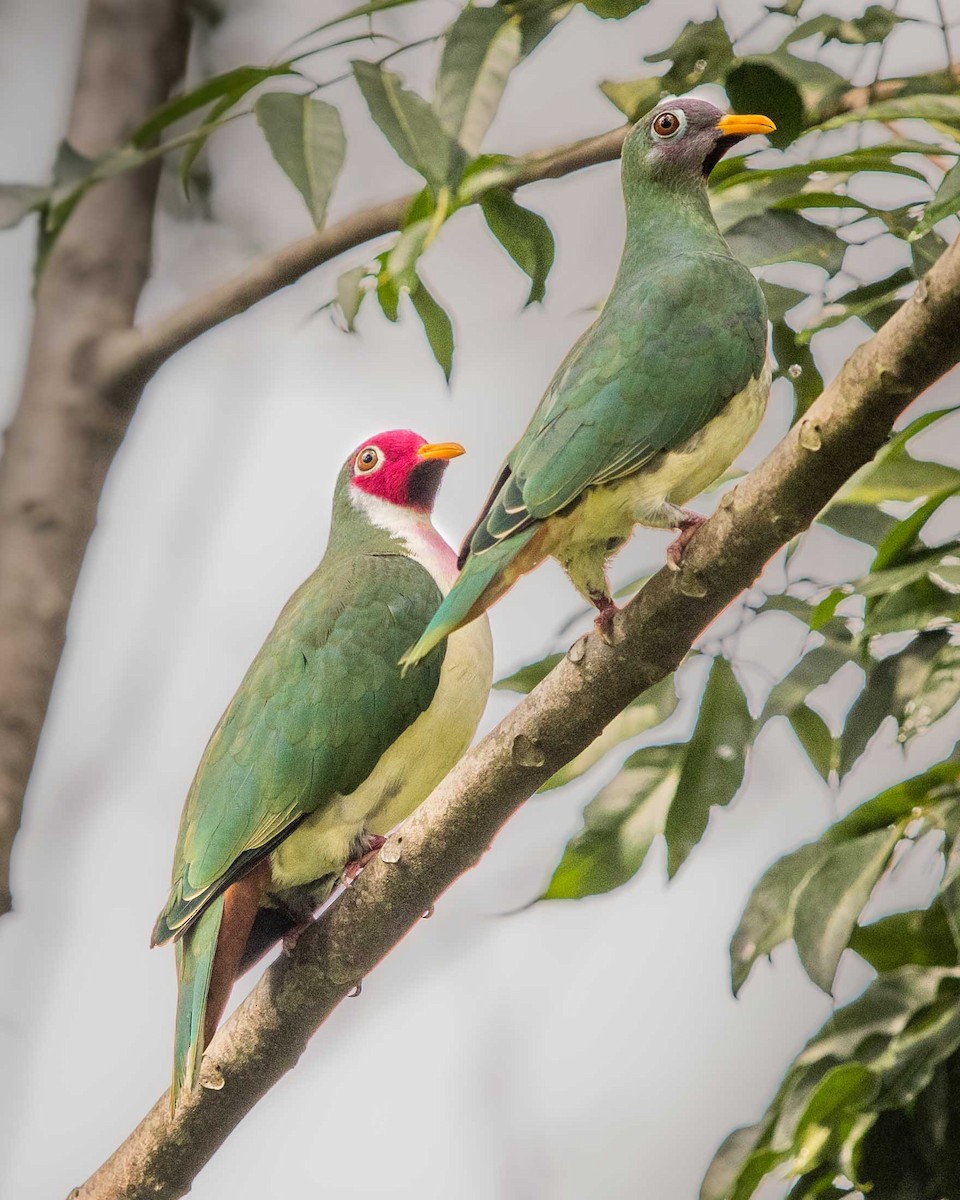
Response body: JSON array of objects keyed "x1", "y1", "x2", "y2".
[
  {"x1": 355, "y1": 446, "x2": 382, "y2": 474},
  {"x1": 652, "y1": 111, "x2": 683, "y2": 139}
]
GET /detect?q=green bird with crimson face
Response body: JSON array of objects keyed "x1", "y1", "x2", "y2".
[
  {"x1": 152, "y1": 431, "x2": 492, "y2": 1108},
  {"x1": 402, "y1": 99, "x2": 776, "y2": 667}
]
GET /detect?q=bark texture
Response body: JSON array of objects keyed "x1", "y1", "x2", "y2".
[
  {"x1": 0, "y1": 0, "x2": 190, "y2": 913},
  {"x1": 70, "y1": 235, "x2": 960, "y2": 1200}
]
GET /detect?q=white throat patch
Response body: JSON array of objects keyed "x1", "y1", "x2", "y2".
[{"x1": 348, "y1": 487, "x2": 458, "y2": 593}]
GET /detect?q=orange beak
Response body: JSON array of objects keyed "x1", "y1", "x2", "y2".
[
  {"x1": 417, "y1": 441, "x2": 465, "y2": 462},
  {"x1": 716, "y1": 113, "x2": 777, "y2": 138}
]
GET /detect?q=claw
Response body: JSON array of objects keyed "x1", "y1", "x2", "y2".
[
  {"x1": 593, "y1": 601, "x2": 618, "y2": 643},
  {"x1": 341, "y1": 834, "x2": 387, "y2": 887},
  {"x1": 666, "y1": 511, "x2": 707, "y2": 569}
]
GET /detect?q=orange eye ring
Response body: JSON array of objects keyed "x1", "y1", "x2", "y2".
[
  {"x1": 355, "y1": 446, "x2": 382, "y2": 474},
  {"x1": 652, "y1": 111, "x2": 682, "y2": 138}
]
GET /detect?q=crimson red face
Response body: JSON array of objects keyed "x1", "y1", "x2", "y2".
[{"x1": 348, "y1": 429, "x2": 465, "y2": 513}]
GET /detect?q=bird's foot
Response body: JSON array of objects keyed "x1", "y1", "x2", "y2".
[
  {"x1": 666, "y1": 511, "x2": 707, "y2": 570},
  {"x1": 341, "y1": 834, "x2": 387, "y2": 887},
  {"x1": 591, "y1": 596, "x2": 619, "y2": 644},
  {"x1": 278, "y1": 892, "x2": 319, "y2": 956},
  {"x1": 282, "y1": 919, "x2": 314, "y2": 955}
]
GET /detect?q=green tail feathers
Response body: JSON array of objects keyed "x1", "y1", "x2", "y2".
[
  {"x1": 171, "y1": 897, "x2": 224, "y2": 1112},
  {"x1": 401, "y1": 531, "x2": 535, "y2": 670}
]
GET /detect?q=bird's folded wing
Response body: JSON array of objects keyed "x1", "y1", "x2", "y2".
[
  {"x1": 153, "y1": 554, "x2": 444, "y2": 941},
  {"x1": 467, "y1": 254, "x2": 767, "y2": 555}
]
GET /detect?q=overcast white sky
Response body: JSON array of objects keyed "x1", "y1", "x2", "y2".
[{"x1": 1, "y1": 1, "x2": 959, "y2": 1197}]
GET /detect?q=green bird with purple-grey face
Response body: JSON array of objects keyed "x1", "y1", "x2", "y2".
[
  {"x1": 402, "y1": 99, "x2": 776, "y2": 667},
  {"x1": 152, "y1": 430, "x2": 492, "y2": 1108}
]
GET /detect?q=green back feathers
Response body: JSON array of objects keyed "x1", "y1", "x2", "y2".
[{"x1": 464, "y1": 254, "x2": 766, "y2": 560}]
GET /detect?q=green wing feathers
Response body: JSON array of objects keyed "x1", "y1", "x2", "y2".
[
  {"x1": 172, "y1": 897, "x2": 223, "y2": 1109},
  {"x1": 154, "y1": 553, "x2": 445, "y2": 946},
  {"x1": 469, "y1": 254, "x2": 767, "y2": 550},
  {"x1": 401, "y1": 529, "x2": 536, "y2": 668}
]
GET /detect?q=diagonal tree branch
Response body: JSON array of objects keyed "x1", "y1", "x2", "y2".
[
  {"x1": 0, "y1": 0, "x2": 190, "y2": 916},
  {"x1": 71, "y1": 234, "x2": 960, "y2": 1200},
  {"x1": 100, "y1": 126, "x2": 631, "y2": 386}
]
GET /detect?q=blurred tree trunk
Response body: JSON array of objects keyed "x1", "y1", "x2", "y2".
[{"x1": 0, "y1": 0, "x2": 189, "y2": 914}]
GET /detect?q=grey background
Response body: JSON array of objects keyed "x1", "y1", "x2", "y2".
[{"x1": 0, "y1": 0, "x2": 958, "y2": 1196}]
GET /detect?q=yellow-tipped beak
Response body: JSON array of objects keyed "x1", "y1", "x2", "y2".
[
  {"x1": 716, "y1": 113, "x2": 777, "y2": 138},
  {"x1": 417, "y1": 441, "x2": 465, "y2": 462}
]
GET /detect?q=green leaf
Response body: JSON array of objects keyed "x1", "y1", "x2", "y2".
[
  {"x1": 254, "y1": 94, "x2": 345, "y2": 228},
  {"x1": 0, "y1": 184, "x2": 49, "y2": 231},
  {"x1": 866, "y1": 576, "x2": 960, "y2": 635},
  {"x1": 760, "y1": 282, "x2": 806, "y2": 322},
  {"x1": 132, "y1": 64, "x2": 296, "y2": 147},
  {"x1": 409, "y1": 276, "x2": 455, "y2": 382},
  {"x1": 435, "y1": 8, "x2": 522, "y2": 157},
  {"x1": 913, "y1": 159, "x2": 960, "y2": 239},
  {"x1": 819, "y1": 95, "x2": 960, "y2": 131},
  {"x1": 724, "y1": 210, "x2": 845, "y2": 272},
  {"x1": 541, "y1": 745, "x2": 681, "y2": 899},
  {"x1": 840, "y1": 633, "x2": 951, "y2": 776},
  {"x1": 738, "y1": 49, "x2": 849, "y2": 120},
  {"x1": 911, "y1": 227, "x2": 949, "y2": 278},
  {"x1": 582, "y1": 0, "x2": 651, "y2": 16},
  {"x1": 480, "y1": 187, "x2": 555, "y2": 305},
  {"x1": 725, "y1": 61, "x2": 803, "y2": 149},
  {"x1": 800, "y1": 967, "x2": 959, "y2": 1065},
  {"x1": 793, "y1": 826, "x2": 902, "y2": 992},
  {"x1": 810, "y1": 590, "x2": 846, "y2": 630},
  {"x1": 830, "y1": 756, "x2": 960, "y2": 843},
  {"x1": 793, "y1": 1063, "x2": 880, "y2": 1162},
  {"x1": 386, "y1": 217, "x2": 432, "y2": 290},
  {"x1": 598, "y1": 77, "x2": 664, "y2": 122},
  {"x1": 506, "y1": 0, "x2": 575, "y2": 56},
  {"x1": 645, "y1": 17, "x2": 733, "y2": 91},
  {"x1": 495, "y1": 652, "x2": 563, "y2": 692},
  {"x1": 833, "y1": 409, "x2": 960, "y2": 507},
  {"x1": 375, "y1": 251, "x2": 401, "y2": 321},
  {"x1": 851, "y1": 905, "x2": 959, "y2": 972},
  {"x1": 784, "y1": 7, "x2": 903, "y2": 48},
  {"x1": 730, "y1": 843, "x2": 829, "y2": 995},
  {"x1": 335, "y1": 266, "x2": 368, "y2": 332},
  {"x1": 762, "y1": 643, "x2": 851, "y2": 721},
  {"x1": 872, "y1": 486, "x2": 960, "y2": 573},
  {"x1": 790, "y1": 705, "x2": 835, "y2": 779},
  {"x1": 308, "y1": 0, "x2": 420, "y2": 35},
  {"x1": 701, "y1": 1124, "x2": 767, "y2": 1200},
  {"x1": 771, "y1": 318, "x2": 823, "y2": 416},
  {"x1": 818, "y1": 502, "x2": 897, "y2": 547},
  {"x1": 900, "y1": 642, "x2": 960, "y2": 743},
  {"x1": 541, "y1": 673, "x2": 678, "y2": 791},
  {"x1": 665, "y1": 658, "x2": 754, "y2": 876},
  {"x1": 353, "y1": 60, "x2": 460, "y2": 189}
]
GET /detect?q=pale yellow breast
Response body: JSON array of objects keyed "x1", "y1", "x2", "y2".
[{"x1": 555, "y1": 361, "x2": 771, "y2": 550}]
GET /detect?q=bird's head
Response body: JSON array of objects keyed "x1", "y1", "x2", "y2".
[
  {"x1": 346, "y1": 429, "x2": 465, "y2": 514},
  {"x1": 622, "y1": 97, "x2": 775, "y2": 188}
]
